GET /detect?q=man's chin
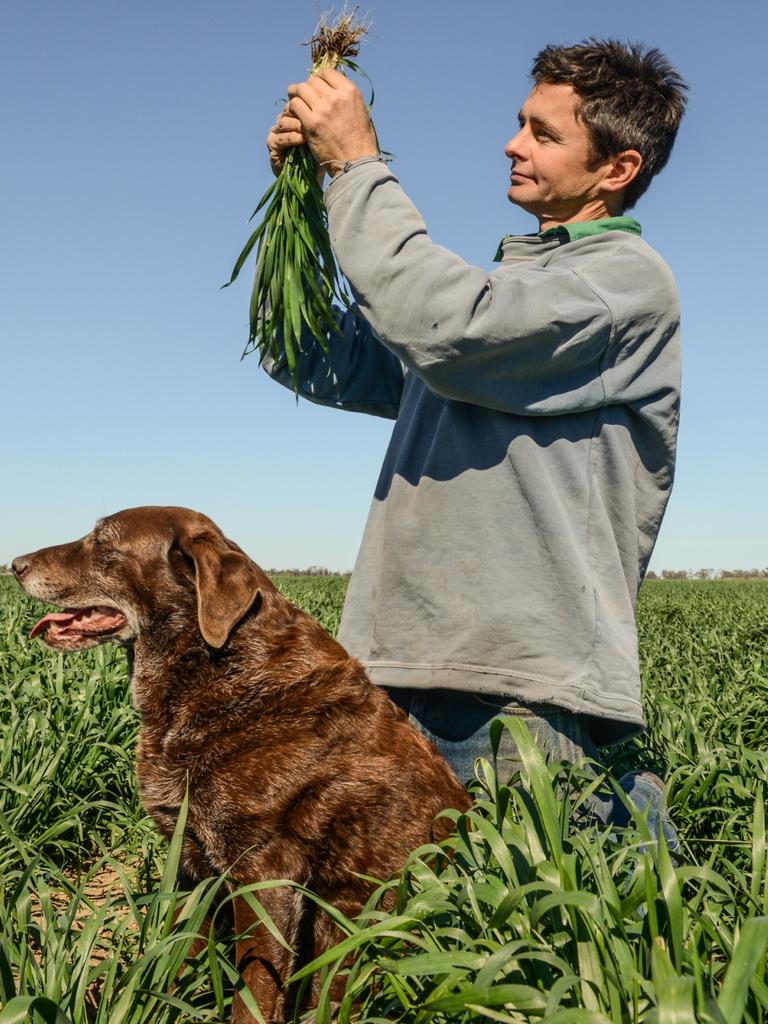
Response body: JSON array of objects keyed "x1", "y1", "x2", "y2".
[{"x1": 506, "y1": 187, "x2": 541, "y2": 216}]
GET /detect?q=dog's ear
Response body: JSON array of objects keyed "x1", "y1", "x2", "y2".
[{"x1": 179, "y1": 533, "x2": 261, "y2": 649}]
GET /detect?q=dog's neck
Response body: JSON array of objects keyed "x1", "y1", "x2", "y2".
[
  {"x1": 125, "y1": 591, "x2": 350, "y2": 742},
  {"x1": 128, "y1": 619, "x2": 236, "y2": 726}
]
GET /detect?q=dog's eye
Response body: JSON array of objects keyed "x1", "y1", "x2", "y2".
[{"x1": 169, "y1": 541, "x2": 195, "y2": 572}]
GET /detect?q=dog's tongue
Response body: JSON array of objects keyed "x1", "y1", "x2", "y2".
[
  {"x1": 30, "y1": 606, "x2": 127, "y2": 641},
  {"x1": 30, "y1": 612, "x2": 79, "y2": 638}
]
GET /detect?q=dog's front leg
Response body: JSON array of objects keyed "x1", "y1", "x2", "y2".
[{"x1": 232, "y1": 885, "x2": 304, "y2": 1024}]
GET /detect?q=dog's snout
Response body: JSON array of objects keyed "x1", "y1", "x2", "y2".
[{"x1": 12, "y1": 556, "x2": 30, "y2": 578}]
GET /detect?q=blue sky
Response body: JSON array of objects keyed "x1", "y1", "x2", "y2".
[{"x1": 2, "y1": 0, "x2": 766, "y2": 572}]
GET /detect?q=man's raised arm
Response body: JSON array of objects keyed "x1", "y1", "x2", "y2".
[{"x1": 261, "y1": 86, "x2": 404, "y2": 418}]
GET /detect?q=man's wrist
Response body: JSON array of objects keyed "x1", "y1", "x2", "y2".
[{"x1": 323, "y1": 153, "x2": 386, "y2": 178}]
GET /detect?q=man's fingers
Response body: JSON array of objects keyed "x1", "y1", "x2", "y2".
[
  {"x1": 267, "y1": 96, "x2": 316, "y2": 175},
  {"x1": 280, "y1": 68, "x2": 376, "y2": 169},
  {"x1": 313, "y1": 66, "x2": 364, "y2": 105},
  {"x1": 312, "y1": 66, "x2": 347, "y2": 88},
  {"x1": 287, "y1": 75, "x2": 335, "y2": 100},
  {"x1": 286, "y1": 81, "x2": 320, "y2": 111},
  {"x1": 286, "y1": 93, "x2": 313, "y2": 125},
  {"x1": 275, "y1": 114, "x2": 303, "y2": 134},
  {"x1": 271, "y1": 131, "x2": 305, "y2": 148},
  {"x1": 285, "y1": 76, "x2": 337, "y2": 119},
  {"x1": 267, "y1": 120, "x2": 306, "y2": 147},
  {"x1": 302, "y1": 73, "x2": 335, "y2": 96},
  {"x1": 266, "y1": 115, "x2": 306, "y2": 177}
]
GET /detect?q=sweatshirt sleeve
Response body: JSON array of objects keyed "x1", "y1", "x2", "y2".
[
  {"x1": 324, "y1": 162, "x2": 620, "y2": 416},
  {"x1": 261, "y1": 300, "x2": 405, "y2": 419}
]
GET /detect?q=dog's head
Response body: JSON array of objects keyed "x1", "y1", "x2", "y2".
[{"x1": 12, "y1": 507, "x2": 266, "y2": 651}]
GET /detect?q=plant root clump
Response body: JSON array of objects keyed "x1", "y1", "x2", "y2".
[{"x1": 307, "y1": 9, "x2": 370, "y2": 71}]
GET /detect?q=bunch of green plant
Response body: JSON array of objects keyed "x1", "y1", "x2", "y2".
[
  {"x1": 0, "y1": 799, "x2": 238, "y2": 1023},
  {"x1": 3, "y1": 574, "x2": 768, "y2": 1022},
  {"x1": 292, "y1": 717, "x2": 768, "y2": 1024},
  {"x1": 606, "y1": 580, "x2": 768, "y2": 882},
  {"x1": 224, "y1": 10, "x2": 376, "y2": 389}
]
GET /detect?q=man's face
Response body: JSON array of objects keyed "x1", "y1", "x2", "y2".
[{"x1": 505, "y1": 82, "x2": 609, "y2": 223}]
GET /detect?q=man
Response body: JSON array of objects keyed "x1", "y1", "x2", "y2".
[{"x1": 264, "y1": 39, "x2": 687, "y2": 838}]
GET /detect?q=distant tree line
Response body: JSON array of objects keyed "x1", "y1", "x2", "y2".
[
  {"x1": 645, "y1": 568, "x2": 768, "y2": 580},
  {"x1": 265, "y1": 566, "x2": 352, "y2": 577}
]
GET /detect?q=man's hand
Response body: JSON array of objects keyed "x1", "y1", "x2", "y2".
[
  {"x1": 266, "y1": 107, "x2": 307, "y2": 178},
  {"x1": 286, "y1": 67, "x2": 379, "y2": 175}
]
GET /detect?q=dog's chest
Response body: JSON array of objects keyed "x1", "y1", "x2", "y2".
[
  {"x1": 135, "y1": 727, "x2": 212, "y2": 844},
  {"x1": 135, "y1": 726, "x2": 241, "y2": 873},
  {"x1": 136, "y1": 726, "x2": 185, "y2": 795}
]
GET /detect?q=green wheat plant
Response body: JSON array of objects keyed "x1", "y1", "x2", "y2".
[
  {"x1": 291, "y1": 717, "x2": 768, "y2": 1024},
  {"x1": 3, "y1": 575, "x2": 768, "y2": 1021},
  {"x1": 0, "y1": 801, "x2": 236, "y2": 1023},
  {"x1": 224, "y1": 10, "x2": 377, "y2": 390}
]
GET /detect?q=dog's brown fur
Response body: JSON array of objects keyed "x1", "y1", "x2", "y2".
[{"x1": 13, "y1": 507, "x2": 471, "y2": 1022}]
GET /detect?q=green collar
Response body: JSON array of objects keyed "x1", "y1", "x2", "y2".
[
  {"x1": 493, "y1": 216, "x2": 641, "y2": 261},
  {"x1": 540, "y1": 215, "x2": 641, "y2": 242}
]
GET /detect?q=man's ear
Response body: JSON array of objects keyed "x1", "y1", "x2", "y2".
[
  {"x1": 601, "y1": 149, "x2": 643, "y2": 201},
  {"x1": 178, "y1": 533, "x2": 262, "y2": 648}
]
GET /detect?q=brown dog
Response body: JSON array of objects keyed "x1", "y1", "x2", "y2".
[{"x1": 12, "y1": 506, "x2": 471, "y2": 1022}]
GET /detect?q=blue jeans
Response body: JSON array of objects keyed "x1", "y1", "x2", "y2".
[{"x1": 387, "y1": 687, "x2": 679, "y2": 855}]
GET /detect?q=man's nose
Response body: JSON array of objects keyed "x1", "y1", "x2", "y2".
[{"x1": 504, "y1": 129, "x2": 526, "y2": 160}]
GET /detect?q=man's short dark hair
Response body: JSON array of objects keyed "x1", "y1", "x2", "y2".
[{"x1": 531, "y1": 39, "x2": 688, "y2": 209}]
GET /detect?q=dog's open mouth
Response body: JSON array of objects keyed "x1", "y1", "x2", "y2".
[{"x1": 30, "y1": 606, "x2": 128, "y2": 648}]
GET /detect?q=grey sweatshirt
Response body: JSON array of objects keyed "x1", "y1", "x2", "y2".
[{"x1": 264, "y1": 160, "x2": 680, "y2": 745}]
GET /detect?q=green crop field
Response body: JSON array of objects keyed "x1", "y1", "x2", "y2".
[{"x1": 1, "y1": 574, "x2": 767, "y2": 1023}]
